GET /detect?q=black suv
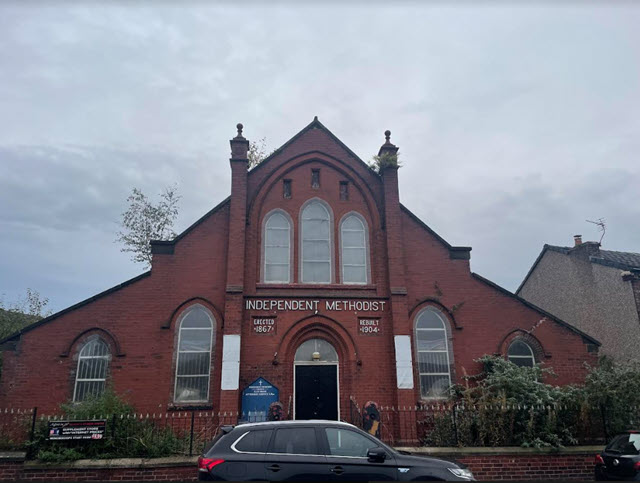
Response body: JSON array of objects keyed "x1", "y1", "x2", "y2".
[
  {"x1": 198, "y1": 420, "x2": 474, "y2": 481},
  {"x1": 595, "y1": 430, "x2": 640, "y2": 481}
]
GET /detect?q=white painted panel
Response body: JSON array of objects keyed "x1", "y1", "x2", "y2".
[
  {"x1": 394, "y1": 335, "x2": 414, "y2": 389},
  {"x1": 221, "y1": 335, "x2": 241, "y2": 390}
]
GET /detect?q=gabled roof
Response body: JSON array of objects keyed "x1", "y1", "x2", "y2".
[
  {"x1": 517, "y1": 244, "x2": 640, "y2": 294},
  {"x1": 400, "y1": 204, "x2": 472, "y2": 259},
  {"x1": 0, "y1": 271, "x2": 151, "y2": 347},
  {"x1": 473, "y1": 272, "x2": 601, "y2": 346},
  {"x1": 248, "y1": 116, "x2": 375, "y2": 176},
  {"x1": 150, "y1": 196, "x2": 231, "y2": 255}
]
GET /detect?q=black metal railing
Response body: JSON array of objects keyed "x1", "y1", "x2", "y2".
[{"x1": 347, "y1": 398, "x2": 640, "y2": 447}]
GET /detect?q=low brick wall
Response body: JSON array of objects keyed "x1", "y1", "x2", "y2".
[
  {"x1": 0, "y1": 453, "x2": 24, "y2": 481},
  {"x1": 397, "y1": 446, "x2": 601, "y2": 481},
  {"x1": 0, "y1": 446, "x2": 601, "y2": 481},
  {"x1": 0, "y1": 453, "x2": 197, "y2": 482}
]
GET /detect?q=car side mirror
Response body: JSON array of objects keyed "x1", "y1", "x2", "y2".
[{"x1": 367, "y1": 447, "x2": 387, "y2": 462}]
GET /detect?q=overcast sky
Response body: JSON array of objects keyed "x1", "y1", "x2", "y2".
[{"x1": 1, "y1": 3, "x2": 638, "y2": 314}]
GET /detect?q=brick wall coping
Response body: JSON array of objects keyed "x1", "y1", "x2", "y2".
[
  {"x1": 23, "y1": 456, "x2": 198, "y2": 470},
  {"x1": 395, "y1": 445, "x2": 603, "y2": 456},
  {"x1": 0, "y1": 452, "x2": 26, "y2": 461},
  {"x1": 1, "y1": 446, "x2": 603, "y2": 469}
]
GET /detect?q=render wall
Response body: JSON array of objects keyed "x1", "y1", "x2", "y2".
[{"x1": 519, "y1": 250, "x2": 640, "y2": 362}]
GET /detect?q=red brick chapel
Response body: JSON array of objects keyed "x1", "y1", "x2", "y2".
[{"x1": 0, "y1": 118, "x2": 599, "y2": 421}]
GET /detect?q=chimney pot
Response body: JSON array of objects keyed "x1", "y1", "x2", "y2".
[{"x1": 574, "y1": 235, "x2": 582, "y2": 246}]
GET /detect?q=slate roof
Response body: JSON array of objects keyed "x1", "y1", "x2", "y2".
[
  {"x1": 599, "y1": 249, "x2": 640, "y2": 270},
  {"x1": 544, "y1": 245, "x2": 640, "y2": 271},
  {"x1": 517, "y1": 244, "x2": 640, "y2": 294}
]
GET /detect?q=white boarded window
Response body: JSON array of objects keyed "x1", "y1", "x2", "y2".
[
  {"x1": 301, "y1": 200, "x2": 332, "y2": 283},
  {"x1": 174, "y1": 306, "x2": 214, "y2": 403},
  {"x1": 264, "y1": 211, "x2": 291, "y2": 283},
  {"x1": 73, "y1": 337, "x2": 110, "y2": 402},
  {"x1": 341, "y1": 214, "x2": 368, "y2": 284},
  {"x1": 415, "y1": 307, "x2": 452, "y2": 399},
  {"x1": 508, "y1": 340, "x2": 535, "y2": 367}
]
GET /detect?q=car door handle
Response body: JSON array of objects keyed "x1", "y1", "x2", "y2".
[
  {"x1": 331, "y1": 466, "x2": 344, "y2": 475},
  {"x1": 267, "y1": 464, "x2": 281, "y2": 472}
]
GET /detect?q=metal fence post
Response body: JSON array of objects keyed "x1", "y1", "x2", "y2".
[
  {"x1": 111, "y1": 414, "x2": 116, "y2": 440},
  {"x1": 600, "y1": 403, "x2": 609, "y2": 442},
  {"x1": 29, "y1": 407, "x2": 38, "y2": 444},
  {"x1": 452, "y1": 405, "x2": 459, "y2": 446},
  {"x1": 189, "y1": 410, "x2": 195, "y2": 456}
]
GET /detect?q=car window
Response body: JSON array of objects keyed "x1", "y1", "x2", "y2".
[
  {"x1": 608, "y1": 434, "x2": 640, "y2": 455},
  {"x1": 325, "y1": 428, "x2": 378, "y2": 457},
  {"x1": 234, "y1": 430, "x2": 273, "y2": 453},
  {"x1": 271, "y1": 428, "x2": 319, "y2": 455},
  {"x1": 204, "y1": 431, "x2": 230, "y2": 456}
]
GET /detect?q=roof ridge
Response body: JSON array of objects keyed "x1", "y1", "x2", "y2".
[{"x1": 247, "y1": 116, "x2": 374, "y2": 175}]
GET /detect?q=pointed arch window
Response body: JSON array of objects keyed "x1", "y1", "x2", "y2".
[
  {"x1": 415, "y1": 307, "x2": 453, "y2": 399},
  {"x1": 340, "y1": 214, "x2": 368, "y2": 284},
  {"x1": 301, "y1": 200, "x2": 332, "y2": 283},
  {"x1": 507, "y1": 340, "x2": 535, "y2": 367},
  {"x1": 174, "y1": 306, "x2": 215, "y2": 403},
  {"x1": 73, "y1": 337, "x2": 110, "y2": 402},
  {"x1": 264, "y1": 211, "x2": 291, "y2": 283}
]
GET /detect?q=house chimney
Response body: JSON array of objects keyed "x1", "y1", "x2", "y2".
[{"x1": 574, "y1": 235, "x2": 582, "y2": 246}]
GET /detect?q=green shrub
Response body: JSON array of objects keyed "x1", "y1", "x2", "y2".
[
  {"x1": 369, "y1": 152, "x2": 401, "y2": 173},
  {"x1": 37, "y1": 448, "x2": 84, "y2": 463},
  {"x1": 424, "y1": 356, "x2": 588, "y2": 448},
  {"x1": 26, "y1": 389, "x2": 190, "y2": 461},
  {"x1": 583, "y1": 357, "x2": 640, "y2": 436}
]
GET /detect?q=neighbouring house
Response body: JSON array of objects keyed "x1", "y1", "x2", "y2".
[
  {"x1": 517, "y1": 235, "x2": 640, "y2": 362},
  {"x1": 0, "y1": 119, "x2": 599, "y2": 442}
]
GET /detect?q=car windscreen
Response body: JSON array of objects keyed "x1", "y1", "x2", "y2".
[{"x1": 607, "y1": 434, "x2": 640, "y2": 455}]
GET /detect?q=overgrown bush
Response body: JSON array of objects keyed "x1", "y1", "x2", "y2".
[
  {"x1": 583, "y1": 357, "x2": 640, "y2": 437},
  {"x1": 369, "y1": 152, "x2": 401, "y2": 172},
  {"x1": 26, "y1": 389, "x2": 188, "y2": 461},
  {"x1": 424, "y1": 356, "x2": 590, "y2": 448}
]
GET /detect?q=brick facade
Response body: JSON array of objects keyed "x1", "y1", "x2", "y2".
[{"x1": 0, "y1": 119, "x2": 598, "y2": 422}]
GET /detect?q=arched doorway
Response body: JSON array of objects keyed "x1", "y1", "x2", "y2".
[{"x1": 294, "y1": 338, "x2": 339, "y2": 420}]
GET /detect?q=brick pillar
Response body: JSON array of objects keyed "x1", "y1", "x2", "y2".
[
  {"x1": 219, "y1": 124, "x2": 249, "y2": 416},
  {"x1": 380, "y1": 131, "x2": 418, "y2": 444}
]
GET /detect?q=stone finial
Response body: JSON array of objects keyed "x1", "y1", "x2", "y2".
[
  {"x1": 378, "y1": 129, "x2": 399, "y2": 157},
  {"x1": 230, "y1": 122, "x2": 249, "y2": 161}
]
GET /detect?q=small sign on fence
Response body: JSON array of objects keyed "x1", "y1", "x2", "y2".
[{"x1": 48, "y1": 420, "x2": 107, "y2": 441}]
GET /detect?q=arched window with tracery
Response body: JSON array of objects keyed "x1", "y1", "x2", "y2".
[
  {"x1": 507, "y1": 339, "x2": 536, "y2": 367},
  {"x1": 73, "y1": 337, "x2": 110, "y2": 402},
  {"x1": 301, "y1": 200, "x2": 332, "y2": 283},
  {"x1": 414, "y1": 307, "x2": 453, "y2": 399},
  {"x1": 174, "y1": 305, "x2": 215, "y2": 403},
  {"x1": 340, "y1": 213, "x2": 369, "y2": 284},
  {"x1": 264, "y1": 211, "x2": 291, "y2": 283}
]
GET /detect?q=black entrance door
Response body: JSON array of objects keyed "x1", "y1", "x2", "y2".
[{"x1": 295, "y1": 365, "x2": 338, "y2": 420}]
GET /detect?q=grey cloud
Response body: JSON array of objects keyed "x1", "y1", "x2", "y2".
[{"x1": 0, "y1": 3, "x2": 638, "y2": 312}]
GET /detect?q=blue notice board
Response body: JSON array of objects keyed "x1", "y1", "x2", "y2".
[{"x1": 241, "y1": 377, "x2": 279, "y2": 422}]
